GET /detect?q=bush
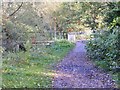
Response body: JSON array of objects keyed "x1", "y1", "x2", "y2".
[{"x1": 86, "y1": 27, "x2": 120, "y2": 87}]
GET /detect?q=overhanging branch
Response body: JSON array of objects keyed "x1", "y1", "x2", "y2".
[{"x1": 8, "y1": 2, "x2": 23, "y2": 17}]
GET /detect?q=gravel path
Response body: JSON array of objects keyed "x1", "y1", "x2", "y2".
[{"x1": 52, "y1": 40, "x2": 116, "y2": 88}]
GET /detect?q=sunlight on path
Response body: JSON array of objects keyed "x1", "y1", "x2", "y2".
[
  {"x1": 52, "y1": 40, "x2": 116, "y2": 88},
  {"x1": 41, "y1": 71, "x2": 72, "y2": 78}
]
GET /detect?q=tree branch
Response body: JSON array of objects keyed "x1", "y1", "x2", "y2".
[{"x1": 8, "y1": 2, "x2": 23, "y2": 17}]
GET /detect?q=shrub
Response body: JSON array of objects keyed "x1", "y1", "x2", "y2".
[{"x1": 86, "y1": 27, "x2": 120, "y2": 87}]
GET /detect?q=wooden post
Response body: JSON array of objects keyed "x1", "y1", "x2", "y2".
[
  {"x1": 54, "y1": 17, "x2": 57, "y2": 40},
  {"x1": 32, "y1": 36, "x2": 36, "y2": 44}
]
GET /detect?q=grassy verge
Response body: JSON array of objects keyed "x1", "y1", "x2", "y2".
[{"x1": 2, "y1": 40, "x2": 75, "y2": 88}]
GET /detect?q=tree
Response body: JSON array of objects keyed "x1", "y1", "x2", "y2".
[{"x1": 53, "y1": 2, "x2": 110, "y2": 32}]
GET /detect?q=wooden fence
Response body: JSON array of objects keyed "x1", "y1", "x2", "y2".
[
  {"x1": 1, "y1": 31, "x2": 68, "y2": 47},
  {"x1": 15, "y1": 31, "x2": 68, "y2": 44}
]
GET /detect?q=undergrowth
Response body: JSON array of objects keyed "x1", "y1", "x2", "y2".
[{"x1": 2, "y1": 40, "x2": 75, "y2": 88}]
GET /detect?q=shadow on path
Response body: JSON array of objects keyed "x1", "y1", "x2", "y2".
[{"x1": 52, "y1": 40, "x2": 116, "y2": 88}]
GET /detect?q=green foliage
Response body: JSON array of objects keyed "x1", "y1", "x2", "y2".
[
  {"x1": 86, "y1": 27, "x2": 120, "y2": 87},
  {"x1": 86, "y1": 2, "x2": 120, "y2": 87},
  {"x1": 2, "y1": 40, "x2": 74, "y2": 88},
  {"x1": 53, "y1": 2, "x2": 110, "y2": 32},
  {"x1": 2, "y1": 2, "x2": 120, "y2": 88},
  {"x1": 2, "y1": 2, "x2": 51, "y2": 49},
  {"x1": 54, "y1": 40, "x2": 74, "y2": 48},
  {"x1": 104, "y1": 2, "x2": 120, "y2": 25}
]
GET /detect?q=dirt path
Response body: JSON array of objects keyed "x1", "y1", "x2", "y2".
[{"x1": 52, "y1": 40, "x2": 116, "y2": 88}]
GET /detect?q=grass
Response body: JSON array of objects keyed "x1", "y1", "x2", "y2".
[{"x1": 2, "y1": 40, "x2": 75, "y2": 88}]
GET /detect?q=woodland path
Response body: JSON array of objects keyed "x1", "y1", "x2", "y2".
[{"x1": 52, "y1": 40, "x2": 116, "y2": 88}]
